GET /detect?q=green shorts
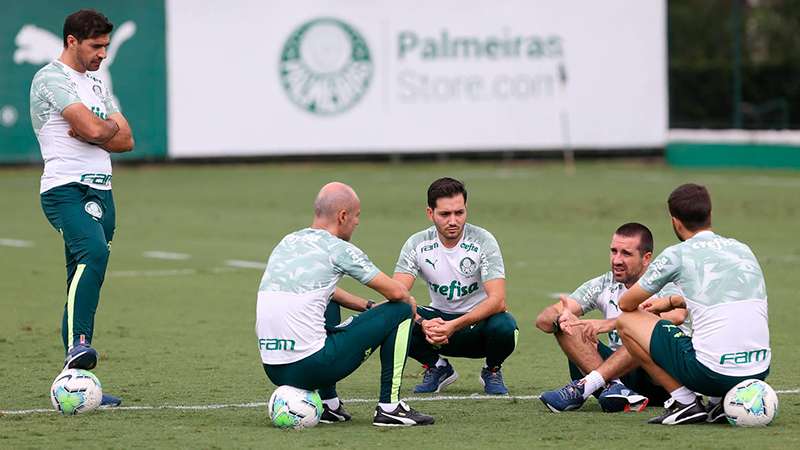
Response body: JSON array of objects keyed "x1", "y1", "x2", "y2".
[
  {"x1": 568, "y1": 341, "x2": 668, "y2": 404},
  {"x1": 649, "y1": 320, "x2": 769, "y2": 397}
]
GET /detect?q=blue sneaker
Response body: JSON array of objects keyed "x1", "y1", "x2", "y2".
[
  {"x1": 479, "y1": 367, "x2": 509, "y2": 395},
  {"x1": 63, "y1": 344, "x2": 98, "y2": 370},
  {"x1": 413, "y1": 362, "x2": 459, "y2": 393},
  {"x1": 540, "y1": 380, "x2": 586, "y2": 412},
  {"x1": 100, "y1": 393, "x2": 122, "y2": 407},
  {"x1": 598, "y1": 381, "x2": 649, "y2": 412}
]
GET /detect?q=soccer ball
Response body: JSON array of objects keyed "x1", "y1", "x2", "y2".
[
  {"x1": 723, "y1": 379, "x2": 778, "y2": 427},
  {"x1": 50, "y1": 369, "x2": 103, "y2": 415},
  {"x1": 268, "y1": 385, "x2": 323, "y2": 429}
]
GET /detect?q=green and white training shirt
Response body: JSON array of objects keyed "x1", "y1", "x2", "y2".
[
  {"x1": 570, "y1": 272, "x2": 689, "y2": 350},
  {"x1": 395, "y1": 223, "x2": 505, "y2": 314},
  {"x1": 639, "y1": 230, "x2": 769, "y2": 376},
  {"x1": 30, "y1": 60, "x2": 119, "y2": 193},
  {"x1": 256, "y1": 228, "x2": 379, "y2": 364}
]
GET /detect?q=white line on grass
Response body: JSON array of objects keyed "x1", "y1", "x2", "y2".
[
  {"x1": 3, "y1": 390, "x2": 798, "y2": 416},
  {"x1": 225, "y1": 259, "x2": 267, "y2": 269},
  {"x1": 109, "y1": 268, "x2": 238, "y2": 278},
  {"x1": 110, "y1": 269, "x2": 198, "y2": 277},
  {"x1": 143, "y1": 251, "x2": 191, "y2": 260},
  {"x1": 0, "y1": 238, "x2": 34, "y2": 248}
]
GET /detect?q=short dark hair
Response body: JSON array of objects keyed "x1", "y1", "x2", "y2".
[
  {"x1": 427, "y1": 177, "x2": 467, "y2": 209},
  {"x1": 668, "y1": 183, "x2": 712, "y2": 231},
  {"x1": 63, "y1": 9, "x2": 113, "y2": 47},
  {"x1": 614, "y1": 222, "x2": 654, "y2": 255}
]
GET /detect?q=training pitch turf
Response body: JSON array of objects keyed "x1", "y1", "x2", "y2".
[{"x1": 1, "y1": 160, "x2": 798, "y2": 448}]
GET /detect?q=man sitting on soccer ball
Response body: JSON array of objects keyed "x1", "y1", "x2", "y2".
[
  {"x1": 617, "y1": 184, "x2": 771, "y2": 425},
  {"x1": 256, "y1": 182, "x2": 434, "y2": 427}
]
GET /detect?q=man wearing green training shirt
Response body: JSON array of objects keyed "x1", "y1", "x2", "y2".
[
  {"x1": 617, "y1": 183, "x2": 771, "y2": 425},
  {"x1": 256, "y1": 182, "x2": 434, "y2": 427},
  {"x1": 31, "y1": 9, "x2": 134, "y2": 407}
]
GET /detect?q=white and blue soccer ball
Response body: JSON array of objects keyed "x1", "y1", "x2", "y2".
[
  {"x1": 723, "y1": 379, "x2": 778, "y2": 427},
  {"x1": 268, "y1": 385, "x2": 323, "y2": 429},
  {"x1": 50, "y1": 369, "x2": 103, "y2": 415}
]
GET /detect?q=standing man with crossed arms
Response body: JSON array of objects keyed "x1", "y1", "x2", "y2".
[{"x1": 31, "y1": 9, "x2": 134, "y2": 406}]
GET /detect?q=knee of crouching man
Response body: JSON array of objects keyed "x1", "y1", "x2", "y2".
[
  {"x1": 487, "y1": 312, "x2": 518, "y2": 337},
  {"x1": 384, "y1": 301, "x2": 413, "y2": 319}
]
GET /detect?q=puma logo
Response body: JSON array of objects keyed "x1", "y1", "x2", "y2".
[{"x1": 425, "y1": 258, "x2": 437, "y2": 270}]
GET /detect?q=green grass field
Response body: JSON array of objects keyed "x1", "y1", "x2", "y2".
[{"x1": 1, "y1": 160, "x2": 799, "y2": 448}]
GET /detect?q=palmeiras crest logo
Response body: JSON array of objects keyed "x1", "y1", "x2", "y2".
[
  {"x1": 459, "y1": 257, "x2": 477, "y2": 276},
  {"x1": 84, "y1": 201, "x2": 103, "y2": 220},
  {"x1": 279, "y1": 17, "x2": 373, "y2": 115}
]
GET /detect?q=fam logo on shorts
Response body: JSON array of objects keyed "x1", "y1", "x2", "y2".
[
  {"x1": 279, "y1": 17, "x2": 373, "y2": 116},
  {"x1": 459, "y1": 257, "x2": 477, "y2": 276},
  {"x1": 84, "y1": 201, "x2": 103, "y2": 220}
]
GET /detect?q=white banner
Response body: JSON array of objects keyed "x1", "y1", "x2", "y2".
[{"x1": 167, "y1": 0, "x2": 667, "y2": 157}]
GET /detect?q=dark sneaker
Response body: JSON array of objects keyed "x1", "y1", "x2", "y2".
[
  {"x1": 540, "y1": 380, "x2": 586, "y2": 412},
  {"x1": 598, "y1": 381, "x2": 649, "y2": 412},
  {"x1": 372, "y1": 401, "x2": 434, "y2": 427},
  {"x1": 320, "y1": 402, "x2": 352, "y2": 423},
  {"x1": 479, "y1": 367, "x2": 509, "y2": 395},
  {"x1": 100, "y1": 393, "x2": 122, "y2": 407},
  {"x1": 63, "y1": 344, "x2": 98, "y2": 370},
  {"x1": 413, "y1": 362, "x2": 459, "y2": 394},
  {"x1": 648, "y1": 396, "x2": 707, "y2": 425},
  {"x1": 706, "y1": 400, "x2": 727, "y2": 424}
]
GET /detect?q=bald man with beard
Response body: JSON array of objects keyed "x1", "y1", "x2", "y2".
[{"x1": 255, "y1": 182, "x2": 435, "y2": 427}]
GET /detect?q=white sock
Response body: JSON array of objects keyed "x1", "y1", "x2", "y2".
[
  {"x1": 611, "y1": 378, "x2": 622, "y2": 384},
  {"x1": 580, "y1": 371, "x2": 606, "y2": 400},
  {"x1": 670, "y1": 386, "x2": 696, "y2": 404},
  {"x1": 435, "y1": 357, "x2": 448, "y2": 368},
  {"x1": 709, "y1": 396, "x2": 722, "y2": 405},
  {"x1": 378, "y1": 402, "x2": 399, "y2": 411},
  {"x1": 322, "y1": 398, "x2": 340, "y2": 410}
]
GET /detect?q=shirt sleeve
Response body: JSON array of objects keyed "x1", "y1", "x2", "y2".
[
  {"x1": 332, "y1": 241, "x2": 380, "y2": 285},
  {"x1": 655, "y1": 282, "x2": 683, "y2": 298},
  {"x1": 569, "y1": 273, "x2": 607, "y2": 314},
  {"x1": 479, "y1": 232, "x2": 505, "y2": 282},
  {"x1": 35, "y1": 71, "x2": 81, "y2": 112},
  {"x1": 393, "y1": 236, "x2": 419, "y2": 277},
  {"x1": 639, "y1": 245, "x2": 681, "y2": 294}
]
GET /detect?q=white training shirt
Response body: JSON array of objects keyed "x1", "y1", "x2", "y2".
[
  {"x1": 395, "y1": 223, "x2": 505, "y2": 314},
  {"x1": 570, "y1": 272, "x2": 689, "y2": 351},
  {"x1": 640, "y1": 231, "x2": 770, "y2": 377},
  {"x1": 256, "y1": 228, "x2": 379, "y2": 365},
  {"x1": 30, "y1": 60, "x2": 119, "y2": 193}
]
